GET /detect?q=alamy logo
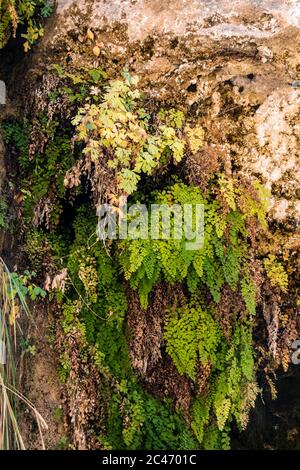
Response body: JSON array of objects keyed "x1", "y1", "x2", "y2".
[
  {"x1": 97, "y1": 197, "x2": 204, "y2": 251},
  {"x1": 0, "y1": 80, "x2": 6, "y2": 105}
]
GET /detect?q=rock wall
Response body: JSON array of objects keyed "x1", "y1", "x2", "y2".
[
  {"x1": 1, "y1": 0, "x2": 299, "y2": 449},
  {"x1": 40, "y1": 0, "x2": 300, "y2": 226}
]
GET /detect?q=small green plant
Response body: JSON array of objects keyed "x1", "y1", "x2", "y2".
[
  {"x1": 55, "y1": 436, "x2": 68, "y2": 450},
  {"x1": 51, "y1": 64, "x2": 107, "y2": 104},
  {"x1": 0, "y1": 0, "x2": 53, "y2": 50},
  {"x1": 9, "y1": 270, "x2": 47, "y2": 302},
  {"x1": 164, "y1": 305, "x2": 222, "y2": 381},
  {"x1": 1, "y1": 121, "x2": 29, "y2": 163},
  {"x1": 53, "y1": 406, "x2": 63, "y2": 423},
  {"x1": 58, "y1": 352, "x2": 71, "y2": 383},
  {"x1": 21, "y1": 133, "x2": 75, "y2": 225},
  {"x1": 20, "y1": 338, "x2": 36, "y2": 356},
  {"x1": 189, "y1": 322, "x2": 257, "y2": 449}
]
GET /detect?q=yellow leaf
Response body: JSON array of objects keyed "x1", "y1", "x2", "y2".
[
  {"x1": 23, "y1": 41, "x2": 30, "y2": 53},
  {"x1": 93, "y1": 46, "x2": 101, "y2": 57},
  {"x1": 185, "y1": 125, "x2": 205, "y2": 155},
  {"x1": 9, "y1": 303, "x2": 20, "y2": 326},
  {"x1": 87, "y1": 29, "x2": 95, "y2": 41}
]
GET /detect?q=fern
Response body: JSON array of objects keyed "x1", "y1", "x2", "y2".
[
  {"x1": 118, "y1": 182, "x2": 261, "y2": 316},
  {"x1": 241, "y1": 273, "x2": 257, "y2": 316},
  {"x1": 185, "y1": 125, "x2": 205, "y2": 155},
  {"x1": 183, "y1": 317, "x2": 257, "y2": 448},
  {"x1": 202, "y1": 425, "x2": 231, "y2": 450},
  {"x1": 14, "y1": 67, "x2": 281, "y2": 450},
  {"x1": 191, "y1": 397, "x2": 212, "y2": 444},
  {"x1": 264, "y1": 254, "x2": 288, "y2": 292},
  {"x1": 164, "y1": 307, "x2": 201, "y2": 380},
  {"x1": 108, "y1": 383, "x2": 197, "y2": 450}
]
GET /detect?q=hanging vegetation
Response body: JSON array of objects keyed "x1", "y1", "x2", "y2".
[
  {"x1": 0, "y1": 48, "x2": 297, "y2": 450},
  {"x1": 0, "y1": 0, "x2": 53, "y2": 50}
]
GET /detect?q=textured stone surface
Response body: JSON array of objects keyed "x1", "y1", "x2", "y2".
[
  {"x1": 43, "y1": 0, "x2": 300, "y2": 224},
  {"x1": 55, "y1": 0, "x2": 300, "y2": 40}
]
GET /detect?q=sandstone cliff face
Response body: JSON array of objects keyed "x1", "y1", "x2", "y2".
[{"x1": 1, "y1": 0, "x2": 299, "y2": 449}]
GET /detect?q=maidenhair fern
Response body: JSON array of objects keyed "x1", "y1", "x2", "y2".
[
  {"x1": 185, "y1": 318, "x2": 257, "y2": 448},
  {"x1": 118, "y1": 181, "x2": 262, "y2": 313},
  {"x1": 264, "y1": 254, "x2": 288, "y2": 292},
  {"x1": 164, "y1": 305, "x2": 222, "y2": 380},
  {"x1": 13, "y1": 65, "x2": 290, "y2": 451}
]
